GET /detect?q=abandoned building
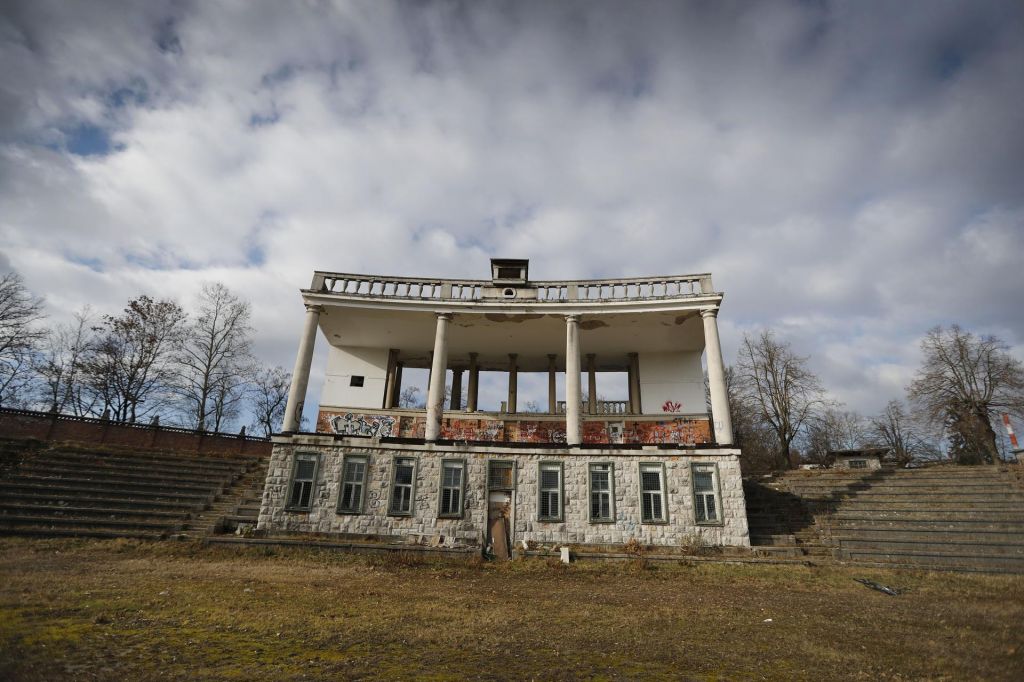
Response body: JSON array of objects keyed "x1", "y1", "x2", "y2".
[{"x1": 257, "y1": 259, "x2": 749, "y2": 555}]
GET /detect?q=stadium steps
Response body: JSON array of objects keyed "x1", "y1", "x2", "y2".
[{"x1": 0, "y1": 444, "x2": 266, "y2": 540}]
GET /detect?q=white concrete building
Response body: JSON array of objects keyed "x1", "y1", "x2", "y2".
[{"x1": 259, "y1": 259, "x2": 749, "y2": 555}]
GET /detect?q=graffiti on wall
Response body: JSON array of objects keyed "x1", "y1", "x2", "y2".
[
  {"x1": 662, "y1": 400, "x2": 683, "y2": 413},
  {"x1": 329, "y1": 412, "x2": 396, "y2": 438}
]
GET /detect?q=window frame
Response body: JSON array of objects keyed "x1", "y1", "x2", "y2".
[
  {"x1": 638, "y1": 461, "x2": 669, "y2": 525},
  {"x1": 487, "y1": 459, "x2": 516, "y2": 491},
  {"x1": 387, "y1": 456, "x2": 418, "y2": 517},
  {"x1": 537, "y1": 460, "x2": 564, "y2": 522},
  {"x1": 691, "y1": 462, "x2": 724, "y2": 526},
  {"x1": 437, "y1": 458, "x2": 467, "y2": 519},
  {"x1": 336, "y1": 453, "x2": 370, "y2": 515},
  {"x1": 285, "y1": 451, "x2": 321, "y2": 512},
  {"x1": 588, "y1": 461, "x2": 615, "y2": 524}
]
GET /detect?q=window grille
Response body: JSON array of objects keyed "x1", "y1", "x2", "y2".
[
  {"x1": 849, "y1": 459, "x2": 868, "y2": 469},
  {"x1": 693, "y1": 464, "x2": 721, "y2": 523},
  {"x1": 287, "y1": 453, "x2": 319, "y2": 511},
  {"x1": 589, "y1": 463, "x2": 614, "y2": 522},
  {"x1": 538, "y1": 462, "x2": 563, "y2": 521},
  {"x1": 389, "y1": 457, "x2": 416, "y2": 515},
  {"x1": 337, "y1": 455, "x2": 368, "y2": 513},
  {"x1": 488, "y1": 461, "x2": 514, "y2": 490},
  {"x1": 439, "y1": 460, "x2": 465, "y2": 517},
  {"x1": 640, "y1": 463, "x2": 666, "y2": 523}
]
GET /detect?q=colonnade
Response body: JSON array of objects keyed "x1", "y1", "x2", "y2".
[{"x1": 281, "y1": 307, "x2": 734, "y2": 447}]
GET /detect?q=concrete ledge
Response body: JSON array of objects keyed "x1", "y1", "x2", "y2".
[{"x1": 205, "y1": 535, "x2": 476, "y2": 558}]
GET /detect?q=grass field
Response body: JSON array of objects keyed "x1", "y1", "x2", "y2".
[{"x1": 0, "y1": 538, "x2": 1022, "y2": 681}]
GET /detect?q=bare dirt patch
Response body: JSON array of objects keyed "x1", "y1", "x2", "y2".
[{"x1": 1, "y1": 538, "x2": 1022, "y2": 680}]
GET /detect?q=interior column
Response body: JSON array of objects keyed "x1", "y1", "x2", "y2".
[
  {"x1": 282, "y1": 304, "x2": 322, "y2": 432},
  {"x1": 450, "y1": 369, "x2": 463, "y2": 410},
  {"x1": 383, "y1": 348, "x2": 399, "y2": 409},
  {"x1": 628, "y1": 352, "x2": 641, "y2": 414},
  {"x1": 392, "y1": 362, "x2": 403, "y2": 407},
  {"x1": 507, "y1": 353, "x2": 518, "y2": 414},
  {"x1": 565, "y1": 315, "x2": 582, "y2": 445},
  {"x1": 547, "y1": 354, "x2": 557, "y2": 414},
  {"x1": 467, "y1": 352, "x2": 479, "y2": 412},
  {"x1": 701, "y1": 308, "x2": 734, "y2": 445},
  {"x1": 425, "y1": 313, "x2": 452, "y2": 442}
]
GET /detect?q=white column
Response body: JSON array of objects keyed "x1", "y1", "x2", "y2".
[
  {"x1": 282, "y1": 304, "x2": 322, "y2": 432},
  {"x1": 565, "y1": 315, "x2": 582, "y2": 445},
  {"x1": 425, "y1": 313, "x2": 452, "y2": 441},
  {"x1": 702, "y1": 308, "x2": 734, "y2": 445}
]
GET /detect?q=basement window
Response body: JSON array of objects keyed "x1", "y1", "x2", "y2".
[
  {"x1": 388, "y1": 457, "x2": 417, "y2": 516},
  {"x1": 438, "y1": 459, "x2": 466, "y2": 518},
  {"x1": 538, "y1": 462, "x2": 564, "y2": 522},
  {"x1": 337, "y1": 454, "x2": 369, "y2": 514},
  {"x1": 589, "y1": 462, "x2": 614, "y2": 523},
  {"x1": 639, "y1": 463, "x2": 667, "y2": 523},
  {"x1": 692, "y1": 463, "x2": 722, "y2": 524},
  {"x1": 286, "y1": 452, "x2": 320, "y2": 511},
  {"x1": 350, "y1": 375, "x2": 364, "y2": 387}
]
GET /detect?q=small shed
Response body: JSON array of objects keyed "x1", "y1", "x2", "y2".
[{"x1": 829, "y1": 447, "x2": 889, "y2": 470}]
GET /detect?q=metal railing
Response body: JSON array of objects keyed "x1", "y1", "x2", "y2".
[{"x1": 311, "y1": 271, "x2": 715, "y2": 303}]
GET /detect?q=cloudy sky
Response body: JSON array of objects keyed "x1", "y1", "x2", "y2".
[{"x1": 2, "y1": 0, "x2": 1022, "y2": 417}]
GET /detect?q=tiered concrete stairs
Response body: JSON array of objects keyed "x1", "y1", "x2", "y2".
[
  {"x1": 747, "y1": 465, "x2": 1024, "y2": 574},
  {"x1": 0, "y1": 443, "x2": 265, "y2": 540}
]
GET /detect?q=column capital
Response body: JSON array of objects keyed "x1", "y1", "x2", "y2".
[
  {"x1": 436, "y1": 312, "x2": 453, "y2": 321},
  {"x1": 565, "y1": 314, "x2": 581, "y2": 323},
  {"x1": 585, "y1": 352, "x2": 596, "y2": 360},
  {"x1": 469, "y1": 351, "x2": 479, "y2": 360},
  {"x1": 627, "y1": 351, "x2": 638, "y2": 358},
  {"x1": 508, "y1": 352, "x2": 518, "y2": 360},
  {"x1": 547, "y1": 353, "x2": 557, "y2": 360},
  {"x1": 304, "y1": 303, "x2": 324, "y2": 314},
  {"x1": 700, "y1": 308, "x2": 719, "y2": 319}
]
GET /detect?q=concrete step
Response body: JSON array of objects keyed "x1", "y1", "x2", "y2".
[
  {"x1": 0, "y1": 491, "x2": 202, "y2": 511},
  {"x1": 834, "y1": 529, "x2": 1024, "y2": 544},
  {"x1": 0, "y1": 502, "x2": 190, "y2": 519},
  {"x1": 838, "y1": 538, "x2": 1024, "y2": 556},
  {"x1": 0, "y1": 514, "x2": 183, "y2": 532},
  {"x1": 843, "y1": 549, "x2": 1024, "y2": 573},
  {"x1": 8, "y1": 473, "x2": 225, "y2": 494},
  {"x1": 39, "y1": 450, "x2": 256, "y2": 473},
  {"x1": 747, "y1": 533, "x2": 796, "y2": 546},
  {"x1": 17, "y1": 462, "x2": 241, "y2": 485},
  {"x1": 829, "y1": 517, "x2": 1024, "y2": 531},
  {"x1": 0, "y1": 481, "x2": 213, "y2": 502},
  {"x1": 0, "y1": 525, "x2": 174, "y2": 541}
]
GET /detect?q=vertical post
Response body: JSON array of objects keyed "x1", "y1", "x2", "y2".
[
  {"x1": 628, "y1": 352, "x2": 642, "y2": 414},
  {"x1": 450, "y1": 369, "x2": 463, "y2": 410},
  {"x1": 507, "y1": 353, "x2": 518, "y2": 414},
  {"x1": 282, "y1": 304, "x2": 322, "y2": 432},
  {"x1": 565, "y1": 315, "x2": 582, "y2": 445},
  {"x1": 467, "y1": 352, "x2": 479, "y2": 412},
  {"x1": 586, "y1": 353, "x2": 597, "y2": 414},
  {"x1": 383, "y1": 348, "x2": 399, "y2": 409},
  {"x1": 701, "y1": 308, "x2": 734, "y2": 445},
  {"x1": 425, "y1": 313, "x2": 452, "y2": 442},
  {"x1": 392, "y1": 362, "x2": 404, "y2": 407},
  {"x1": 547, "y1": 354, "x2": 557, "y2": 414}
]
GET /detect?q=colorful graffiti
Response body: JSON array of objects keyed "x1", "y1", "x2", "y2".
[
  {"x1": 662, "y1": 400, "x2": 683, "y2": 412},
  {"x1": 329, "y1": 412, "x2": 396, "y2": 438}
]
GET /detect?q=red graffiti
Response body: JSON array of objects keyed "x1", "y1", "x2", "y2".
[{"x1": 662, "y1": 400, "x2": 683, "y2": 412}]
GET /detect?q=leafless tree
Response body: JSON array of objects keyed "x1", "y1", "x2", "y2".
[
  {"x1": 868, "y1": 399, "x2": 941, "y2": 466},
  {"x1": 249, "y1": 365, "x2": 291, "y2": 437},
  {"x1": 399, "y1": 385, "x2": 423, "y2": 408},
  {"x1": 83, "y1": 296, "x2": 187, "y2": 423},
  {"x1": 0, "y1": 271, "x2": 46, "y2": 406},
  {"x1": 34, "y1": 307, "x2": 97, "y2": 415},
  {"x1": 907, "y1": 325, "x2": 1024, "y2": 464},
  {"x1": 802, "y1": 408, "x2": 866, "y2": 466},
  {"x1": 175, "y1": 283, "x2": 255, "y2": 431},
  {"x1": 735, "y1": 330, "x2": 828, "y2": 469},
  {"x1": 719, "y1": 366, "x2": 779, "y2": 474}
]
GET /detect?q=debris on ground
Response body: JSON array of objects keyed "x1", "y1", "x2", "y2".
[{"x1": 855, "y1": 578, "x2": 905, "y2": 596}]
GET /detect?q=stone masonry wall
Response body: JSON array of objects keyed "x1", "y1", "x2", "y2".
[{"x1": 259, "y1": 438, "x2": 749, "y2": 548}]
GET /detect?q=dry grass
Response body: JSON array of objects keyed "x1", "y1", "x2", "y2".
[{"x1": 1, "y1": 538, "x2": 1022, "y2": 680}]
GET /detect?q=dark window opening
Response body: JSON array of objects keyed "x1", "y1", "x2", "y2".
[
  {"x1": 497, "y1": 266, "x2": 522, "y2": 279},
  {"x1": 350, "y1": 375, "x2": 364, "y2": 387}
]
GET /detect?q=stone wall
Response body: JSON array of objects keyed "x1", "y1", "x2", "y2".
[{"x1": 259, "y1": 437, "x2": 749, "y2": 548}]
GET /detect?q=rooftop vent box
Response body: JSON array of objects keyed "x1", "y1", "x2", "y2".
[{"x1": 490, "y1": 258, "x2": 529, "y2": 284}]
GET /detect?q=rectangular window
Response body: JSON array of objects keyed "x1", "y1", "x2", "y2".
[
  {"x1": 589, "y1": 462, "x2": 614, "y2": 522},
  {"x1": 337, "y1": 454, "x2": 369, "y2": 514},
  {"x1": 849, "y1": 459, "x2": 867, "y2": 469},
  {"x1": 488, "y1": 460, "x2": 514, "y2": 490},
  {"x1": 692, "y1": 463, "x2": 722, "y2": 524},
  {"x1": 438, "y1": 459, "x2": 465, "y2": 518},
  {"x1": 286, "y1": 452, "x2": 320, "y2": 511},
  {"x1": 388, "y1": 457, "x2": 416, "y2": 516},
  {"x1": 639, "y1": 463, "x2": 667, "y2": 523},
  {"x1": 349, "y1": 375, "x2": 364, "y2": 387},
  {"x1": 538, "y1": 462, "x2": 563, "y2": 521}
]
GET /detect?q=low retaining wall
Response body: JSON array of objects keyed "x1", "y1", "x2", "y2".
[{"x1": 0, "y1": 407, "x2": 272, "y2": 457}]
